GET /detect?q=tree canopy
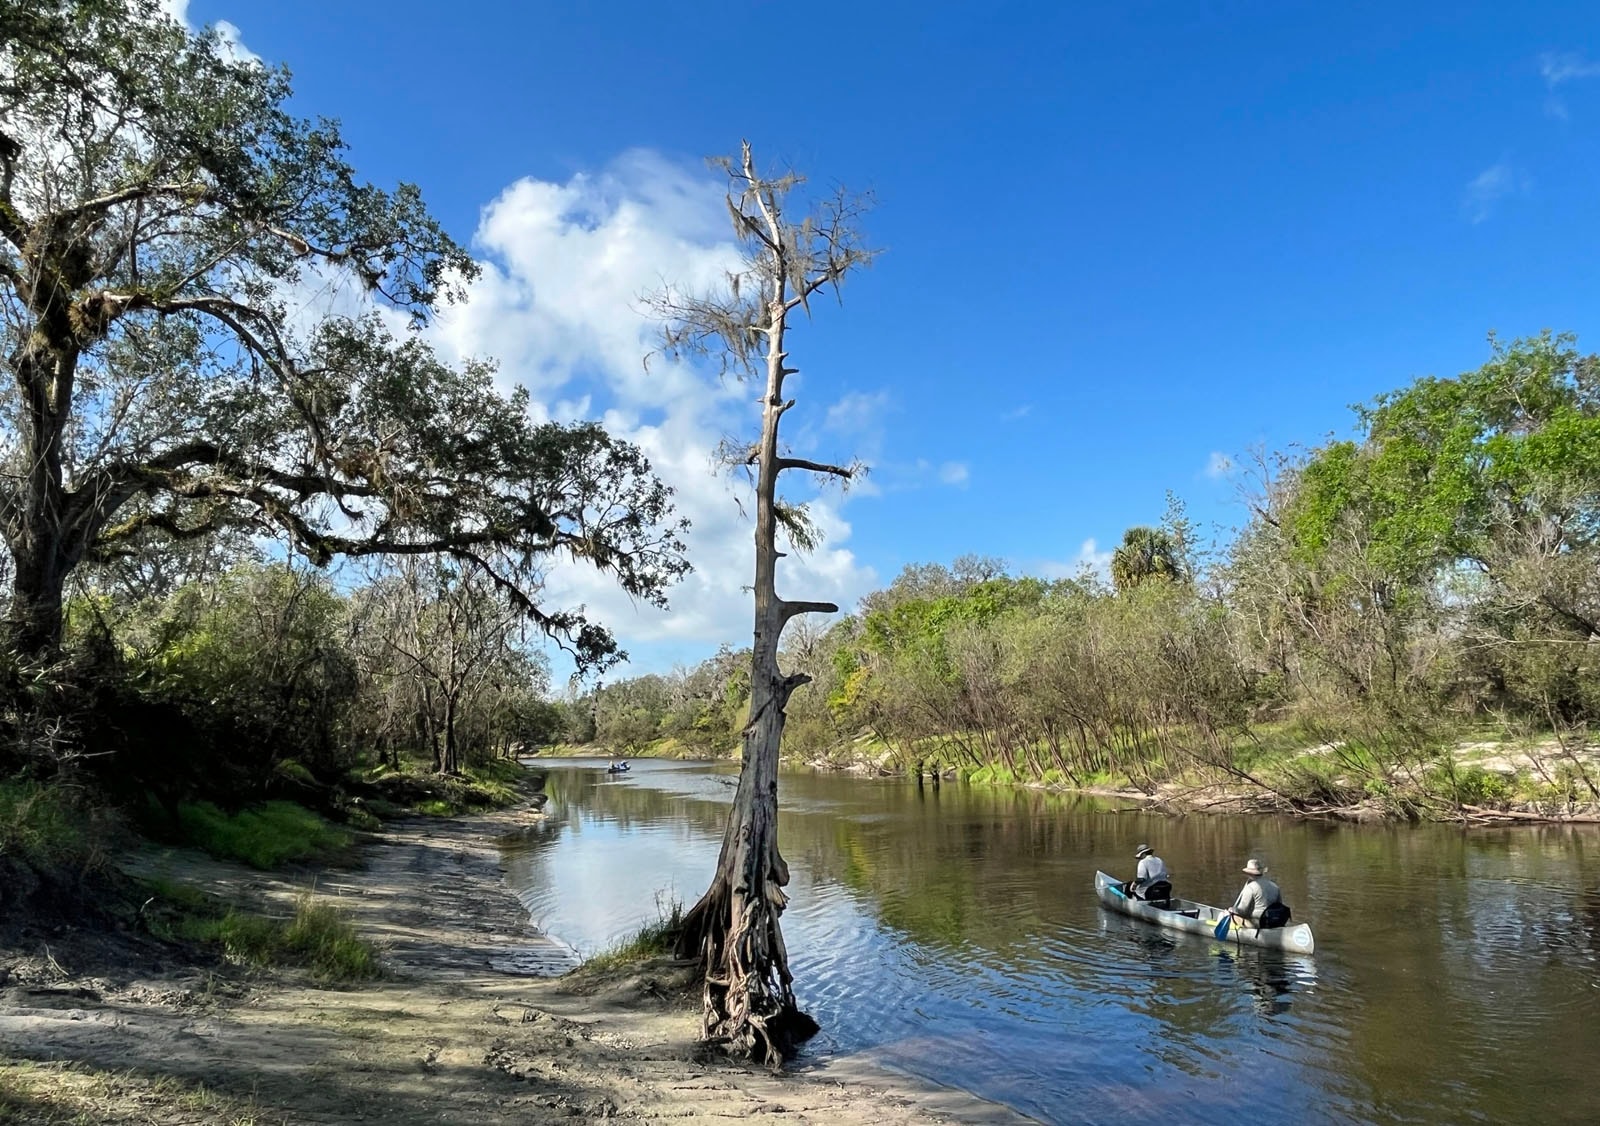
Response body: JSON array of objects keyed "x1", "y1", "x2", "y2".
[
  {"x1": 0, "y1": 0, "x2": 687, "y2": 664},
  {"x1": 1290, "y1": 331, "x2": 1600, "y2": 639},
  {"x1": 1110, "y1": 525, "x2": 1188, "y2": 593}
]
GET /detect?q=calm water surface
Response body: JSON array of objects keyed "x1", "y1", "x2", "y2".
[{"x1": 500, "y1": 759, "x2": 1600, "y2": 1124}]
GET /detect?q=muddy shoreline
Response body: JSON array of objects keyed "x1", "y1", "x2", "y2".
[{"x1": 0, "y1": 801, "x2": 1030, "y2": 1124}]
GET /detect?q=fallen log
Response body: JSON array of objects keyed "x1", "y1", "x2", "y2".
[{"x1": 1460, "y1": 804, "x2": 1600, "y2": 825}]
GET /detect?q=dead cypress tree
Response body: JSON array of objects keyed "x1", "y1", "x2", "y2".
[{"x1": 650, "y1": 142, "x2": 874, "y2": 1065}]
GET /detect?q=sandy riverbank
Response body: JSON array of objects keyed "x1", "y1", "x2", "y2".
[{"x1": 0, "y1": 803, "x2": 1030, "y2": 1124}]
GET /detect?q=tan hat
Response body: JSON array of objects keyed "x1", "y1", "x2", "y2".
[
  {"x1": 1242, "y1": 858, "x2": 1266, "y2": 876},
  {"x1": 1135, "y1": 844, "x2": 1153, "y2": 859}
]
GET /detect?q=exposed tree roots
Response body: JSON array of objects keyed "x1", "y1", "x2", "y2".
[
  {"x1": 676, "y1": 754, "x2": 819, "y2": 1069},
  {"x1": 677, "y1": 872, "x2": 818, "y2": 1068}
]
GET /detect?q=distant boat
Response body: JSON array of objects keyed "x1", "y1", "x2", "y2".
[
  {"x1": 606, "y1": 761, "x2": 631, "y2": 774},
  {"x1": 1094, "y1": 870, "x2": 1316, "y2": 953}
]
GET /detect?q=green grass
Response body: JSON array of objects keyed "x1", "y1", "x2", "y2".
[
  {"x1": 963, "y1": 763, "x2": 1021, "y2": 786},
  {"x1": 0, "y1": 778, "x2": 113, "y2": 882},
  {"x1": 175, "y1": 800, "x2": 353, "y2": 869},
  {"x1": 0, "y1": 1058, "x2": 275, "y2": 1124},
  {"x1": 577, "y1": 897, "x2": 683, "y2": 975},
  {"x1": 142, "y1": 880, "x2": 381, "y2": 983},
  {"x1": 354, "y1": 756, "x2": 534, "y2": 818},
  {"x1": 459, "y1": 759, "x2": 523, "y2": 806}
]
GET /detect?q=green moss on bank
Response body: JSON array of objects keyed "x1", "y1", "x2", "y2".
[{"x1": 175, "y1": 800, "x2": 353, "y2": 869}]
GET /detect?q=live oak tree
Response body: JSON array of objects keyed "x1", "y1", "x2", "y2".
[
  {"x1": 0, "y1": 0, "x2": 686, "y2": 662},
  {"x1": 652, "y1": 143, "x2": 874, "y2": 1065},
  {"x1": 1284, "y1": 331, "x2": 1600, "y2": 732}
]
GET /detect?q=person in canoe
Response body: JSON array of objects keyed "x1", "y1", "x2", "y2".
[
  {"x1": 1227, "y1": 857, "x2": 1292, "y2": 930},
  {"x1": 1124, "y1": 844, "x2": 1173, "y2": 904}
]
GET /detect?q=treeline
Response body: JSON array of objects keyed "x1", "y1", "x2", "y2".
[
  {"x1": 575, "y1": 333, "x2": 1600, "y2": 815},
  {"x1": 7, "y1": 558, "x2": 562, "y2": 810}
]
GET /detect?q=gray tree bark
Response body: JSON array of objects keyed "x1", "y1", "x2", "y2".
[{"x1": 667, "y1": 143, "x2": 873, "y2": 1066}]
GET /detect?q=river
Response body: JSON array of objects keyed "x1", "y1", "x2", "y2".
[{"x1": 501, "y1": 758, "x2": 1600, "y2": 1125}]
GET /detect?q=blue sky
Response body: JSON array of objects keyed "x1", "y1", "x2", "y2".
[{"x1": 183, "y1": 0, "x2": 1600, "y2": 674}]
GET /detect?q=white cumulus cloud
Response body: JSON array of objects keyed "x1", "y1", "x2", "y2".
[
  {"x1": 1038, "y1": 538, "x2": 1114, "y2": 583},
  {"x1": 158, "y1": 0, "x2": 257, "y2": 64},
  {"x1": 429, "y1": 152, "x2": 879, "y2": 668},
  {"x1": 824, "y1": 389, "x2": 892, "y2": 437},
  {"x1": 148, "y1": 5, "x2": 873, "y2": 672}
]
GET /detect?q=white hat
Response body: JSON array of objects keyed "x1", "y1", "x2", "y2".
[
  {"x1": 1242, "y1": 858, "x2": 1266, "y2": 876},
  {"x1": 1135, "y1": 844, "x2": 1153, "y2": 859}
]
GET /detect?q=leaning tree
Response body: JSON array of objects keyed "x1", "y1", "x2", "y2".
[
  {"x1": 0, "y1": 0, "x2": 687, "y2": 663},
  {"x1": 653, "y1": 142, "x2": 874, "y2": 1065}
]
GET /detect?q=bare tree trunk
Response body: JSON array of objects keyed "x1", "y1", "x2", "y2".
[
  {"x1": 6, "y1": 540, "x2": 69, "y2": 657},
  {"x1": 443, "y1": 692, "x2": 460, "y2": 775},
  {"x1": 675, "y1": 294, "x2": 820, "y2": 1064},
  {"x1": 422, "y1": 683, "x2": 442, "y2": 773},
  {"x1": 662, "y1": 142, "x2": 872, "y2": 1067}
]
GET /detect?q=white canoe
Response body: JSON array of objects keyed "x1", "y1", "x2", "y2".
[{"x1": 1094, "y1": 870, "x2": 1316, "y2": 954}]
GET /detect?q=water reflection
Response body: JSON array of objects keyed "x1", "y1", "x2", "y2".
[{"x1": 503, "y1": 758, "x2": 1600, "y2": 1125}]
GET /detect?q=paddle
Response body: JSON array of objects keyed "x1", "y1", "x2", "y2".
[{"x1": 1214, "y1": 913, "x2": 1232, "y2": 940}]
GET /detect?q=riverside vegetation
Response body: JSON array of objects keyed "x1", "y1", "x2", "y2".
[{"x1": 561, "y1": 333, "x2": 1600, "y2": 823}]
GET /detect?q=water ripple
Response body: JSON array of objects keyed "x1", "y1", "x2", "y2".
[{"x1": 506, "y1": 759, "x2": 1600, "y2": 1125}]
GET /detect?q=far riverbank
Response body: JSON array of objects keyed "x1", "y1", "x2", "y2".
[{"x1": 535, "y1": 735, "x2": 1600, "y2": 825}]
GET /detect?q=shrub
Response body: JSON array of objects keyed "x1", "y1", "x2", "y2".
[
  {"x1": 0, "y1": 779, "x2": 117, "y2": 912},
  {"x1": 1426, "y1": 764, "x2": 1513, "y2": 806},
  {"x1": 151, "y1": 887, "x2": 380, "y2": 983}
]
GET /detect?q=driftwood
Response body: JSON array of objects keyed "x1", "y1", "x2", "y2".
[{"x1": 1459, "y1": 804, "x2": 1600, "y2": 825}]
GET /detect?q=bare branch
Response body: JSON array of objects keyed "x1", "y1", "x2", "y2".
[
  {"x1": 778, "y1": 599, "x2": 839, "y2": 623},
  {"x1": 775, "y1": 457, "x2": 854, "y2": 479},
  {"x1": 48, "y1": 179, "x2": 211, "y2": 228}
]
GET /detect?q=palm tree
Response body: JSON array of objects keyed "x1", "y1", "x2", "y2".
[{"x1": 1110, "y1": 526, "x2": 1188, "y2": 593}]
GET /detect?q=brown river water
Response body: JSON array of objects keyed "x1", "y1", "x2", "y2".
[{"x1": 501, "y1": 758, "x2": 1600, "y2": 1125}]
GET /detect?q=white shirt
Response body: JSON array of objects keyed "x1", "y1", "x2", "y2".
[{"x1": 1136, "y1": 855, "x2": 1169, "y2": 883}]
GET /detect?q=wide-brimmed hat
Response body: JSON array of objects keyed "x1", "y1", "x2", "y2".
[
  {"x1": 1134, "y1": 844, "x2": 1153, "y2": 859},
  {"x1": 1242, "y1": 858, "x2": 1266, "y2": 876}
]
